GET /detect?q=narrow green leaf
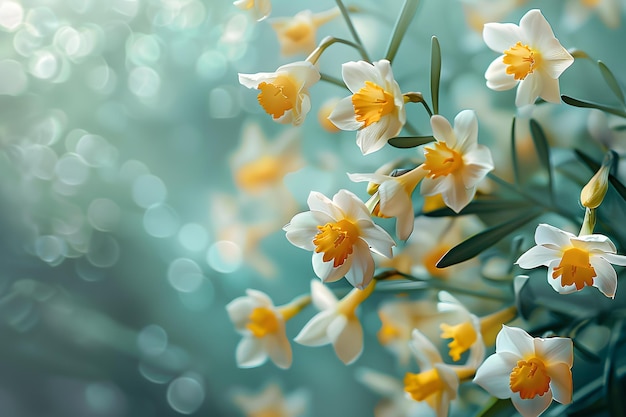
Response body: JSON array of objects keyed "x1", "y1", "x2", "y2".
[
  {"x1": 614, "y1": 125, "x2": 626, "y2": 131},
  {"x1": 529, "y1": 119, "x2": 553, "y2": 202},
  {"x1": 598, "y1": 60, "x2": 625, "y2": 105},
  {"x1": 388, "y1": 135, "x2": 434, "y2": 148},
  {"x1": 562, "y1": 95, "x2": 626, "y2": 119},
  {"x1": 575, "y1": 149, "x2": 626, "y2": 203},
  {"x1": 604, "y1": 319, "x2": 625, "y2": 417},
  {"x1": 421, "y1": 199, "x2": 533, "y2": 217},
  {"x1": 437, "y1": 210, "x2": 541, "y2": 268},
  {"x1": 510, "y1": 117, "x2": 520, "y2": 186},
  {"x1": 430, "y1": 36, "x2": 441, "y2": 115},
  {"x1": 384, "y1": 0, "x2": 420, "y2": 63}
]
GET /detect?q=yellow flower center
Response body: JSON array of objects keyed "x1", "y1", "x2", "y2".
[
  {"x1": 551, "y1": 247, "x2": 596, "y2": 290},
  {"x1": 503, "y1": 42, "x2": 542, "y2": 81},
  {"x1": 235, "y1": 156, "x2": 283, "y2": 191},
  {"x1": 423, "y1": 244, "x2": 451, "y2": 277},
  {"x1": 283, "y1": 22, "x2": 312, "y2": 43},
  {"x1": 313, "y1": 219, "x2": 360, "y2": 267},
  {"x1": 246, "y1": 307, "x2": 280, "y2": 338},
  {"x1": 509, "y1": 357, "x2": 551, "y2": 400},
  {"x1": 352, "y1": 81, "x2": 396, "y2": 128},
  {"x1": 377, "y1": 312, "x2": 401, "y2": 345},
  {"x1": 423, "y1": 142, "x2": 463, "y2": 179},
  {"x1": 440, "y1": 321, "x2": 477, "y2": 362},
  {"x1": 582, "y1": 0, "x2": 601, "y2": 7},
  {"x1": 404, "y1": 369, "x2": 444, "y2": 402},
  {"x1": 257, "y1": 75, "x2": 298, "y2": 119}
]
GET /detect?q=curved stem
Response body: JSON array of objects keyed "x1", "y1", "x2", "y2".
[{"x1": 335, "y1": 0, "x2": 370, "y2": 61}]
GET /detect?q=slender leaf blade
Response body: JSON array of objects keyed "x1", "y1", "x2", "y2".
[
  {"x1": 529, "y1": 119, "x2": 554, "y2": 202},
  {"x1": 510, "y1": 116, "x2": 520, "y2": 186},
  {"x1": 436, "y1": 210, "x2": 541, "y2": 268},
  {"x1": 388, "y1": 135, "x2": 434, "y2": 148},
  {"x1": 562, "y1": 95, "x2": 626, "y2": 118},
  {"x1": 598, "y1": 60, "x2": 625, "y2": 105},
  {"x1": 430, "y1": 36, "x2": 441, "y2": 115},
  {"x1": 421, "y1": 199, "x2": 534, "y2": 217},
  {"x1": 384, "y1": 0, "x2": 420, "y2": 63}
]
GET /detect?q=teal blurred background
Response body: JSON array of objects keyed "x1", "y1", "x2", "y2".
[{"x1": 1, "y1": 0, "x2": 626, "y2": 416}]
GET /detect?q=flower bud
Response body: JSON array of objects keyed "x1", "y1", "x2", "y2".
[{"x1": 580, "y1": 152, "x2": 613, "y2": 209}]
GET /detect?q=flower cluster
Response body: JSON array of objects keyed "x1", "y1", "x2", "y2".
[{"x1": 228, "y1": 2, "x2": 626, "y2": 417}]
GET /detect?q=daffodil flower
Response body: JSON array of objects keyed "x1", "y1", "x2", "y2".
[
  {"x1": 283, "y1": 189, "x2": 395, "y2": 289},
  {"x1": 226, "y1": 289, "x2": 293, "y2": 369},
  {"x1": 269, "y1": 8, "x2": 340, "y2": 56},
  {"x1": 474, "y1": 325, "x2": 573, "y2": 417},
  {"x1": 239, "y1": 61, "x2": 320, "y2": 126},
  {"x1": 233, "y1": 0, "x2": 271, "y2": 21},
  {"x1": 348, "y1": 167, "x2": 428, "y2": 240},
  {"x1": 516, "y1": 223, "x2": 626, "y2": 298},
  {"x1": 294, "y1": 279, "x2": 375, "y2": 365},
  {"x1": 328, "y1": 59, "x2": 406, "y2": 155},
  {"x1": 419, "y1": 110, "x2": 494, "y2": 213},
  {"x1": 562, "y1": 0, "x2": 621, "y2": 30},
  {"x1": 483, "y1": 9, "x2": 574, "y2": 107},
  {"x1": 403, "y1": 329, "x2": 474, "y2": 417}
]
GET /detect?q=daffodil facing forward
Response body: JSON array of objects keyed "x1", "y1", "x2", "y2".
[
  {"x1": 294, "y1": 279, "x2": 375, "y2": 365},
  {"x1": 284, "y1": 189, "x2": 395, "y2": 289},
  {"x1": 328, "y1": 60, "x2": 406, "y2": 155},
  {"x1": 474, "y1": 325, "x2": 573, "y2": 417},
  {"x1": 516, "y1": 223, "x2": 626, "y2": 298},
  {"x1": 239, "y1": 61, "x2": 320, "y2": 126},
  {"x1": 269, "y1": 8, "x2": 340, "y2": 56},
  {"x1": 226, "y1": 289, "x2": 310, "y2": 369},
  {"x1": 483, "y1": 9, "x2": 574, "y2": 107},
  {"x1": 419, "y1": 110, "x2": 494, "y2": 213}
]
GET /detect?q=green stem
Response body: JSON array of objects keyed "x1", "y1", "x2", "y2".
[
  {"x1": 385, "y1": 0, "x2": 420, "y2": 63},
  {"x1": 320, "y1": 73, "x2": 348, "y2": 90},
  {"x1": 307, "y1": 36, "x2": 368, "y2": 65},
  {"x1": 335, "y1": 0, "x2": 370, "y2": 61}
]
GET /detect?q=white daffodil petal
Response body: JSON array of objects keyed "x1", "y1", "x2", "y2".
[
  {"x1": 266, "y1": 330, "x2": 293, "y2": 369},
  {"x1": 347, "y1": 172, "x2": 388, "y2": 184},
  {"x1": 538, "y1": 73, "x2": 561, "y2": 103},
  {"x1": 443, "y1": 176, "x2": 474, "y2": 213},
  {"x1": 434, "y1": 364, "x2": 460, "y2": 399},
  {"x1": 236, "y1": 337, "x2": 268, "y2": 368},
  {"x1": 284, "y1": 212, "x2": 331, "y2": 251},
  {"x1": 496, "y1": 325, "x2": 534, "y2": 357},
  {"x1": 485, "y1": 58, "x2": 518, "y2": 91},
  {"x1": 546, "y1": 362, "x2": 573, "y2": 405},
  {"x1": 334, "y1": 189, "x2": 373, "y2": 222},
  {"x1": 589, "y1": 257, "x2": 617, "y2": 298},
  {"x1": 575, "y1": 234, "x2": 617, "y2": 253},
  {"x1": 341, "y1": 60, "x2": 384, "y2": 93},
  {"x1": 535, "y1": 223, "x2": 574, "y2": 247},
  {"x1": 306, "y1": 191, "x2": 342, "y2": 219},
  {"x1": 310, "y1": 279, "x2": 338, "y2": 310},
  {"x1": 344, "y1": 240, "x2": 375, "y2": 289},
  {"x1": 328, "y1": 97, "x2": 362, "y2": 130},
  {"x1": 473, "y1": 351, "x2": 518, "y2": 399},
  {"x1": 483, "y1": 22, "x2": 524, "y2": 52},
  {"x1": 600, "y1": 252, "x2": 626, "y2": 266},
  {"x1": 330, "y1": 316, "x2": 363, "y2": 364},
  {"x1": 409, "y1": 329, "x2": 443, "y2": 369},
  {"x1": 453, "y1": 110, "x2": 478, "y2": 148},
  {"x1": 358, "y1": 222, "x2": 395, "y2": 258},
  {"x1": 515, "y1": 73, "x2": 543, "y2": 107},
  {"x1": 357, "y1": 118, "x2": 394, "y2": 155},
  {"x1": 430, "y1": 115, "x2": 456, "y2": 147},
  {"x1": 312, "y1": 250, "x2": 350, "y2": 283},
  {"x1": 540, "y1": 40, "x2": 575, "y2": 78},
  {"x1": 520, "y1": 9, "x2": 554, "y2": 45},
  {"x1": 246, "y1": 288, "x2": 273, "y2": 306},
  {"x1": 534, "y1": 337, "x2": 573, "y2": 366},
  {"x1": 226, "y1": 297, "x2": 257, "y2": 328},
  {"x1": 510, "y1": 389, "x2": 553, "y2": 417},
  {"x1": 294, "y1": 310, "x2": 336, "y2": 346},
  {"x1": 516, "y1": 245, "x2": 560, "y2": 268}
]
